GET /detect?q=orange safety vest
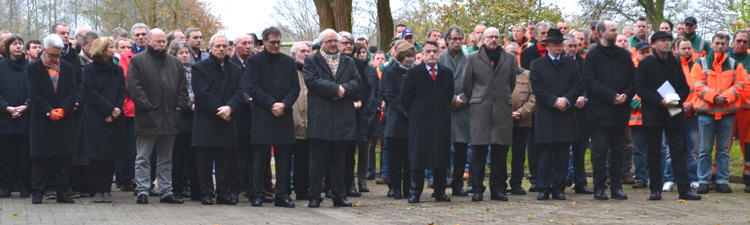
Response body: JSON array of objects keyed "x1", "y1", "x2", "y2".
[
  {"x1": 629, "y1": 95, "x2": 643, "y2": 126},
  {"x1": 680, "y1": 55, "x2": 698, "y2": 117},
  {"x1": 691, "y1": 53, "x2": 747, "y2": 119}
]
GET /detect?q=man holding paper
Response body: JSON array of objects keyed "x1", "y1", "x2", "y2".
[{"x1": 635, "y1": 31, "x2": 701, "y2": 201}]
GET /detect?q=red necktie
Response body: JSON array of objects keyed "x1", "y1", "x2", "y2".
[{"x1": 430, "y1": 68, "x2": 436, "y2": 81}]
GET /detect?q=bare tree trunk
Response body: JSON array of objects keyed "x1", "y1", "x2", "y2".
[
  {"x1": 314, "y1": 0, "x2": 335, "y2": 31},
  {"x1": 377, "y1": 0, "x2": 393, "y2": 51}
]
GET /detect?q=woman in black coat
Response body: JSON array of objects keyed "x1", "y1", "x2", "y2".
[
  {"x1": 78, "y1": 37, "x2": 127, "y2": 203},
  {"x1": 382, "y1": 41, "x2": 415, "y2": 199},
  {"x1": 0, "y1": 34, "x2": 31, "y2": 198},
  {"x1": 27, "y1": 35, "x2": 78, "y2": 204}
]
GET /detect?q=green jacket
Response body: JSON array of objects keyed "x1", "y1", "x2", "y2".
[
  {"x1": 628, "y1": 35, "x2": 645, "y2": 48},
  {"x1": 684, "y1": 32, "x2": 711, "y2": 55}
]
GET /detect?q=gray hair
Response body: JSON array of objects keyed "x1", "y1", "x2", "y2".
[
  {"x1": 338, "y1": 31, "x2": 354, "y2": 42},
  {"x1": 290, "y1": 42, "x2": 307, "y2": 55},
  {"x1": 503, "y1": 42, "x2": 519, "y2": 49},
  {"x1": 233, "y1": 34, "x2": 250, "y2": 46},
  {"x1": 572, "y1": 28, "x2": 590, "y2": 40},
  {"x1": 76, "y1": 25, "x2": 92, "y2": 36},
  {"x1": 316, "y1": 29, "x2": 340, "y2": 44},
  {"x1": 111, "y1": 27, "x2": 128, "y2": 39},
  {"x1": 81, "y1": 31, "x2": 100, "y2": 45},
  {"x1": 208, "y1": 34, "x2": 227, "y2": 47},
  {"x1": 147, "y1": 28, "x2": 165, "y2": 40},
  {"x1": 43, "y1": 34, "x2": 64, "y2": 49},
  {"x1": 563, "y1": 34, "x2": 577, "y2": 45},
  {"x1": 169, "y1": 40, "x2": 189, "y2": 56},
  {"x1": 130, "y1": 23, "x2": 150, "y2": 38},
  {"x1": 443, "y1": 26, "x2": 465, "y2": 43},
  {"x1": 114, "y1": 38, "x2": 132, "y2": 48},
  {"x1": 534, "y1": 22, "x2": 551, "y2": 34},
  {"x1": 622, "y1": 26, "x2": 634, "y2": 33}
]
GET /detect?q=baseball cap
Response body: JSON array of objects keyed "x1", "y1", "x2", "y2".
[
  {"x1": 684, "y1": 17, "x2": 697, "y2": 25},
  {"x1": 635, "y1": 41, "x2": 651, "y2": 50},
  {"x1": 401, "y1": 28, "x2": 414, "y2": 38}
]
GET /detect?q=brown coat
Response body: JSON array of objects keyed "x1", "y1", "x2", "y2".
[
  {"x1": 462, "y1": 47, "x2": 517, "y2": 146},
  {"x1": 292, "y1": 69, "x2": 308, "y2": 139},
  {"x1": 511, "y1": 69, "x2": 535, "y2": 127}
]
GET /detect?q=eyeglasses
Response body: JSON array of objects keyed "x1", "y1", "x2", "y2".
[
  {"x1": 484, "y1": 35, "x2": 500, "y2": 40},
  {"x1": 45, "y1": 51, "x2": 61, "y2": 58},
  {"x1": 341, "y1": 41, "x2": 354, "y2": 46},
  {"x1": 267, "y1": 41, "x2": 281, "y2": 45},
  {"x1": 736, "y1": 40, "x2": 750, "y2": 44}
]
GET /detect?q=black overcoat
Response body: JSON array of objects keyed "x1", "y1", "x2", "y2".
[
  {"x1": 400, "y1": 63, "x2": 454, "y2": 170},
  {"x1": 27, "y1": 59, "x2": 77, "y2": 158},
  {"x1": 529, "y1": 56, "x2": 583, "y2": 143},
  {"x1": 583, "y1": 44, "x2": 636, "y2": 128},
  {"x1": 78, "y1": 59, "x2": 128, "y2": 160},
  {"x1": 246, "y1": 50, "x2": 299, "y2": 145},
  {"x1": 362, "y1": 66, "x2": 382, "y2": 138},
  {"x1": 635, "y1": 54, "x2": 690, "y2": 126},
  {"x1": 0, "y1": 56, "x2": 30, "y2": 135},
  {"x1": 303, "y1": 52, "x2": 361, "y2": 141},
  {"x1": 382, "y1": 64, "x2": 409, "y2": 139},
  {"x1": 191, "y1": 54, "x2": 243, "y2": 148},
  {"x1": 570, "y1": 54, "x2": 590, "y2": 139}
]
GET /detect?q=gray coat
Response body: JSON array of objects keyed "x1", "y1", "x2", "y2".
[
  {"x1": 462, "y1": 47, "x2": 517, "y2": 146},
  {"x1": 439, "y1": 49, "x2": 470, "y2": 143}
]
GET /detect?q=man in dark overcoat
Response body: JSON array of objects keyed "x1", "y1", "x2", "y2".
[
  {"x1": 400, "y1": 40, "x2": 454, "y2": 203},
  {"x1": 245, "y1": 27, "x2": 300, "y2": 208}
]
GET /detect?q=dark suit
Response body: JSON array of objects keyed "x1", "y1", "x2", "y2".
[
  {"x1": 400, "y1": 63, "x2": 454, "y2": 198},
  {"x1": 530, "y1": 55, "x2": 583, "y2": 194},
  {"x1": 27, "y1": 59, "x2": 77, "y2": 194},
  {"x1": 191, "y1": 54, "x2": 243, "y2": 199},
  {"x1": 303, "y1": 52, "x2": 361, "y2": 200},
  {"x1": 230, "y1": 55, "x2": 254, "y2": 197},
  {"x1": 569, "y1": 54, "x2": 589, "y2": 187},
  {"x1": 382, "y1": 64, "x2": 411, "y2": 197},
  {"x1": 245, "y1": 50, "x2": 299, "y2": 199},
  {"x1": 520, "y1": 44, "x2": 545, "y2": 187},
  {"x1": 0, "y1": 57, "x2": 30, "y2": 192}
]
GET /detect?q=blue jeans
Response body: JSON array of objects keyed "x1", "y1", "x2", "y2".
[
  {"x1": 684, "y1": 116, "x2": 700, "y2": 182},
  {"x1": 380, "y1": 136, "x2": 389, "y2": 179},
  {"x1": 660, "y1": 132, "x2": 673, "y2": 182},
  {"x1": 631, "y1": 126, "x2": 648, "y2": 183},
  {"x1": 697, "y1": 114, "x2": 734, "y2": 184}
]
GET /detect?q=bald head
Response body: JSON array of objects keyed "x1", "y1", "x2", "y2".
[{"x1": 148, "y1": 28, "x2": 167, "y2": 52}]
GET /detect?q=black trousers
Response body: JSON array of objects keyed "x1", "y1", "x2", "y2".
[
  {"x1": 345, "y1": 144, "x2": 357, "y2": 188},
  {"x1": 196, "y1": 147, "x2": 237, "y2": 197},
  {"x1": 115, "y1": 117, "x2": 136, "y2": 186},
  {"x1": 291, "y1": 139, "x2": 310, "y2": 196},
  {"x1": 89, "y1": 159, "x2": 116, "y2": 193},
  {"x1": 450, "y1": 142, "x2": 469, "y2": 190},
  {"x1": 172, "y1": 134, "x2": 199, "y2": 197},
  {"x1": 0, "y1": 134, "x2": 30, "y2": 190},
  {"x1": 591, "y1": 126, "x2": 626, "y2": 190},
  {"x1": 309, "y1": 139, "x2": 347, "y2": 200},
  {"x1": 570, "y1": 138, "x2": 589, "y2": 186},
  {"x1": 411, "y1": 169, "x2": 447, "y2": 197},
  {"x1": 386, "y1": 137, "x2": 411, "y2": 196},
  {"x1": 31, "y1": 156, "x2": 71, "y2": 194},
  {"x1": 471, "y1": 144, "x2": 509, "y2": 194},
  {"x1": 527, "y1": 120, "x2": 539, "y2": 185},
  {"x1": 537, "y1": 143, "x2": 571, "y2": 193},
  {"x1": 235, "y1": 133, "x2": 253, "y2": 196},
  {"x1": 645, "y1": 126, "x2": 690, "y2": 194},
  {"x1": 253, "y1": 144, "x2": 292, "y2": 197},
  {"x1": 510, "y1": 127, "x2": 529, "y2": 187},
  {"x1": 356, "y1": 140, "x2": 370, "y2": 186}
]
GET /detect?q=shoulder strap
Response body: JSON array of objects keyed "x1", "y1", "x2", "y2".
[{"x1": 700, "y1": 58, "x2": 709, "y2": 80}]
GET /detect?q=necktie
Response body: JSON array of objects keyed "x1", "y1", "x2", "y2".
[
  {"x1": 552, "y1": 58, "x2": 560, "y2": 66},
  {"x1": 430, "y1": 68, "x2": 436, "y2": 81}
]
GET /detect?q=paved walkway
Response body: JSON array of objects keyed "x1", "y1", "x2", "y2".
[{"x1": 2, "y1": 180, "x2": 750, "y2": 224}]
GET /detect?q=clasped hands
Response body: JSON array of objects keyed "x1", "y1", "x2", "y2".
[
  {"x1": 332, "y1": 85, "x2": 345, "y2": 100},
  {"x1": 48, "y1": 108, "x2": 66, "y2": 121},
  {"x1": 5, "y1": 105, "x2": 27, "y2": 119},
  {"x1": 555, "y1": 97, "x2": 569, "y2": 111},
  {"x1": 612, "y1": 93, "x2": 627, "y2": 105}
]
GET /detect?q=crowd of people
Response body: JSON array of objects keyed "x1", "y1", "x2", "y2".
[{"x1": 0, "y1": 15, "x2": 748, "y2": 208}]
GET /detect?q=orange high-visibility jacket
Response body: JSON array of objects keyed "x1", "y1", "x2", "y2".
[{"x1": 690, "y1": 53, "x2": 748, "y2": 119}]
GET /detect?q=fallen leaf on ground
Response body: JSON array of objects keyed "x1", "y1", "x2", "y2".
[
  {"x1": 358, "y1": 211, "x2": 366, "y2": 214},
  {"x1": 73, "y1": 213, "x2": 80, "y2": 216},
  {"x1": 427, "y1": 222, "x2": 435, "y2": 225},
  {"x1": 446, "y1": 208, "x2": 453, "y2": 212},
  {"x1": 83, "y1": 202, "x2": 90, "y2": 205},
  {"x1": 615, "y1": 217, "x2": 623, "y2": 220},
  {"x1": 716, "y1": 200, "x2": 721, "y2": 203},
  {"x1": 549, "y1": 220, "x2": 554, "y2": 222},
  {"x1": 678, "y1": 200, "x2": 686, "y2": 203},
  {"x1": 565, "y1": 218, "x2": 573, "y2": 221},
  {"x1": 12, "y1": 212, "x2": 18, "y2": 216},
  {"x1": 527, "y1": 214, "x2": 532, "y2": 220},
  {"x1": 479, "y1": 213, "x2": 484, "y2": 216},
  {"x1": 571, "y1": 201, "x2": 576, "y2": 205}
]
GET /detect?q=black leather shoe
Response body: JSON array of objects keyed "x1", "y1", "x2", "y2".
[
  {"x1": 528, "y1": 184, "x2": 539, "y2": 192},
  {"x1": 346, "y1": 186, "x2": 362, "y2": 197},
  {"x1": 434, "y1": 193, "x2": 451, "y2": 202},
  {"x1": 160, "y1": 194, "x2": 184, "y2": 204},
  {"x1": 471, "y1": 192, "x2": 483, "y2": 202},
  {"x1": 148, "y1": 189, "x2": 159, "y2": 196},
  {"x1": 717, "y1": 184, "x2": 733, "y2": 193},
  {"x1": 274, "y1": 197, "x2": 296, "y2": 208},
  {"x1": 452, "y1": 188, "x2": 468, "y2": 196},
  {"x1": 393, "y1": 190, "x2": 403, "y2": 199},
  {"x1": 697, "y1": 184, "x2": 709, "y2": 194},
  {"x1": 261, "y1": 195, "x2": 275, "y2": 203},
  {"x1": 136, "y1": 194, "x2": 148, "y2": 204},
  {"x1": 387, "y1": 189, "x2": 395, "y2": 197},
  {"x1": 510, "y1": 187, "x2": 527, "y2": 195},
  {"x1": 308, "y1": 198, "x2": 322, "y2": 208},
  {"x1": 553, "y1": 192, "x2": 566, "y2": 200},
  {"x1": 56, "y1": 193, "x2": 75, "y2": 203},
  {"x1": 466, "y1": 186, "x2": 474, "y2": 193},
  {"x1": 574, "y1": 186, "x2": 594, "y2": 194},
  {"x1": 332, "y1": 198, "x2": 352, "y2": 207},
  {"x1": 679, "y1": 191, "x2": 702, "y2": 200},
  {"x1": 649, "y1": 192, "x2": 661, "y2": 200},
  {"x1": 20, "y1": 188, "x2": 30, "y2": 198},
  {"x1": 491, "y1": 192, "x2": 509, "y2": 201},
  {"x1": 32, "y1": 193, "x2": 43, "y2": 204},
  {"x1": 201, "y1": 196, "x2": 214, "y2": 205},
  {"x1": 0, "y1": 188, "x2": 11, "y2": 198},
  {"x1": 537, "y1": 191, "x2": 550, "y2": 200},
  {"x1": 216, "y1": 195, "x2": 236, "y2": 205},
  {"x1": 611, "y1": 189, "x2": 628, "y2": 200},
  {"x1": 181, "y1": 190, "x2": 191, "y2": 198},
  {"x1": 358, "y1": 184, "x2": 370, "y2": 193},
  {"x1": 594, "y1": 189, "x2": 608, "y2": 200},
  {"x1": 408, "y1": 195, "x2": 420, "y2": 203},
  {"x1": 251, "y1": 197, "x2": 263, "y2": 206}
]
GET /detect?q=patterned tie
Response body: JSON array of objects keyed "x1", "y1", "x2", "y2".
[{"x1": 430, "y1": 68, "x2": 436, "y2": 81}]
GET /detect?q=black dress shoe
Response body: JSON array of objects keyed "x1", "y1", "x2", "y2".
[
  {"x1": 358, "y1": 184, "x2": 370, "y2": 193},
  {"x1": 20, "y1": 188, "x2": 30, "y2": 198},
  {"x1": 201, "y1": 196, "x2": 214, "y2": 205},
  {"x1": 594, "y1": 189, "x2": 608, "y2": 200},
  {"x1": 181, "y1": 190, "x2": 191, "y2": 198},
  {"x1": 466, "y1": 186, "x2": 474, "y2": 193},
  {"x1": 393, "y1": 191, "x2": 403, "y2": 199},
  {"x1": 408, "y1": 195, "x2": 420, "y2": 203},
  {"x1": 251, "y1": 197, "x2": 263, "y2": 206},
  {"x1": 491, "y1": 192, "x2": 509, "y2": 201},
  {"x1": 387, "y1": 189, "x2": 395, "y2": 197},
  {"x1": 367, "y1": 172, "x2": 375, "y2": 180},
  {"x1": 0, "y1": 188, "x2": 10, "y2": 198},
  {"x1": 136, "y1": 194, "x2": 148, "y2": 204},
  {"x1": 32, "y1": 193, "x2": 43, "y2": 204},
  {"x1": 528, "y1": 184, "x2": 539, "y2": 192},
  {"x1": 308, "y1": 198, "x2": 322, "y2": 208},
  {"x1": 611, "y1": 189, "x2": 628, "y2": 200},
  {"x1": 274, "y1": 197, "x2": 296, "y2": 208},
  {"x1": 216, "y1": 195, "x2": 236, "y2": 205},
  {"x1": 148, "y1": 189, "x2": 159, "y2": 196},
  {"x1": 553, "y1": 192, "x2": 566, "y2": 200},
  {"x1": 537, "y1": 190, "x2": 550, "y2": 200},
  {"x1": 56, "y1": 193, "x2": 75, "y2": 204},
  {"x1": 471, "y1": 192, "x2": 483, "y2": 202},
  {"x1": 697, "y1": 184, "x2": 709, "y2": 194},
  {"x1": 679, "y1": 191, "x2": 702, "y2": 200},
  {"x1": 332, "y1": 198, "x2": 352, "y2": 207},
  {"x1": 261, "y1": 195, "x2": 275, "y2": 203},
  {"x1": 435, "y1": 193, "x2": 451, "y2": 202},
  {"x1": 160, "y1": 194, "x2": 184, "y2": 204},
  {"x1": 510, "y1": 187, "x2": 527, "y2": 195},
  {"x1": 649, "y1": 192, "x2": 661, "y2": 200},
  {"x1": 346, "y1": 186, "x2": 362, "y2": 197},
  {"x1": 574, "y1": 186, "x2": 594, "y2": 194},
  {"x1": 452, "y1": 189, "x2": 468, "y2": 196}
]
